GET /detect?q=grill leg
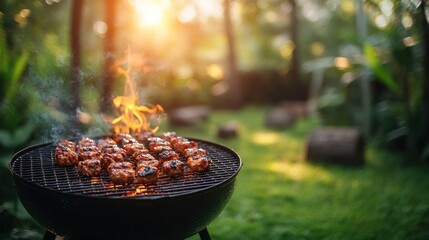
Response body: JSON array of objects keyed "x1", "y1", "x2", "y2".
[{"x1": 198, "y1": 228, "x2": 211, "y2": 240}]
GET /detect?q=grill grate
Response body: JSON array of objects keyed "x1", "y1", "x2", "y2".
[{"x1": 10, "y1": 138, "x2": 241, "y2": 199}]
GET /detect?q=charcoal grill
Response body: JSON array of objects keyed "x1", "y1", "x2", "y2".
[{"x1": 9, "y1": 137, "x2": 241, "y2": 240}]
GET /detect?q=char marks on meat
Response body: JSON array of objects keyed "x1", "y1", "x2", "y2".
[
  {"x1": 54, "y1": 132, "x2": 212, "y2": 186},
  {"x1": 77, "y1": 159, "x2": 102, "y2": 177}
]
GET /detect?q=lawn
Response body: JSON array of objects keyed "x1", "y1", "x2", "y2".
[
  {"x1": 175, "y1": 106, "x2": 429, "y2": 240},
  {"x1": 2, "y1": 106, "x2": 429, "y2": 239}
]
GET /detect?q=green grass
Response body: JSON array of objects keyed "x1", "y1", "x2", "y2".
[
  {"x1": 174, "y1": 106, "x2": 429, "y2": 240},
  {"x1": 2, "y1": 106, "x2": 429, "y2": 239}
]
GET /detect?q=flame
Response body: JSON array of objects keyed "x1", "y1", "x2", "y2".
[{"x1": 111, "y1": 50, "x2": 164, "y2": 134}]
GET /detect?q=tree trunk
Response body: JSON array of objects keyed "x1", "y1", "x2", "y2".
[
  {"x1": 223, "y1": 0, "x2": 242, "y2": 108},
  {"x1": 101, "y1": 0, "x2": 117, "y2": 113},
  {"x1": 70, "y1": 0, "x2": 83, "y2": 131},
  {"x1": 419, "y1": 1, "x2": 429, "y2": 162},
  {"x1": 356, "y1": 0, "x2": 371, "y2": 139},
  {"x1": 288, "y1": 0, "x2": 302, "y2": 99}
]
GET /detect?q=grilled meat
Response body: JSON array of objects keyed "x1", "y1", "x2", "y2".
[
  {"x1": 183, "y1": 148, "x2": 207, "y2": 158},
  {"x1": 97, "y1": 138, "x2": 117, "y2": 151},
  {"x1": 99, "y1": 146, "x2": 126, "y2": 169},
  {"x1": 54, "y1": 146, "x2": 79, "y2": 167},
  {"x1": 107, "y1": 162, "x2": 135, "y2": 185},
  {"x1": 158, "y1": 150, "x2": 180, "y2": 163},
  {"x1": 151, "y1": 145, "x2": 173, "y2": 154},
  {"x1": 77, "y1": 137, "x2": 96, "y2": 151},
  {"x1": 148, "y1": 137, "x2": 171, "y2": 150},
  {"x1": 171, "y1": 138, "x2": 198, "y2": 154},
  {"x1": 57, "y1": 140, "x2": 76, "y2": 152},
  {"x1": 77, "y1": 159, "x2": 102, "y2": 177},
  {"x1": 77, "y1": 146, "x2": 101, "y2": 161},
  {"x1": 133, "y1": 131, "x2": 155, "y2": 143},
  {"x1": 136, "y1": 166, "x2": 158, "y2": 185},
  {"x1": 187, "y1": 155, "x2": 212, "y2": 172},
  {"x1": 160, "y1": 131, "x2": 177, "y2": 141},
  {"x1": 123, "y1": 142, "x2": 147, "y2": 156},
  {"x1": 134, "y1": 153, "x2": 156, "y2": 163},
  {"x1": 136, "y1": 160, "x2": 161, "y2": 170},
  {"x1": 162, "y1": 160, "x2": 184, "y2": 177}
]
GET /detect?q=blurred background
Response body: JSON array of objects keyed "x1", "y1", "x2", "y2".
[{"x1": 1, "y1": 0, "x2": 429, "y2": 239}]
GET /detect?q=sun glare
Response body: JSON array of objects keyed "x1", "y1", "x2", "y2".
[{"x1": 133, "y1": 1, "x2": 165, "y2": 27}]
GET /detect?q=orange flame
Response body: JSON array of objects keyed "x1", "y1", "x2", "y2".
[{"x1": 111, "y1": 50, "x2": 164, "y2": 134}]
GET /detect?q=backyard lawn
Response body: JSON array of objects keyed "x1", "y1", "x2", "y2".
[
  {"x1": 175, "y1": 106, "x2": 429, "y2": 240},
  {"x1": 2, "y1": 106, "x2": 429, "y2": 239}
]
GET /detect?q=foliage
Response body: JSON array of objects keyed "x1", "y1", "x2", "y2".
[
  {"x1": 364, "y1": 0, "x2": 429, "y2": 163},
  {"x1": 0, "y1": 16, "x2": 33, "y2": 149}
]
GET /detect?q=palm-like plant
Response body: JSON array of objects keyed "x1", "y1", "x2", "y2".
[
  {"x1": 0, "y1": 16, "x2": 32, "y2": 150},
  {"x1": 364, "y1": 0, "x2": 429, "y2": 163}
]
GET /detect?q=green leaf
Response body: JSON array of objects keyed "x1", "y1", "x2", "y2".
[
  {"x1": 0, "y1": 15, "x2": 9, "y2": 74},
  {"x1": 364, "y1": 42, "x2": 400, "y2": 96},
  {"x1": 0, "y1": 121, "x2": 34, "y2": 148},
  {"x1": 5, "y1": 51, "x2": 29, "y2": 103}
]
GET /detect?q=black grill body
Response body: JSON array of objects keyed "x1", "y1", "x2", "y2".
[{"x1": 10, "y1": 138, "x2": 241, "y2": 240}]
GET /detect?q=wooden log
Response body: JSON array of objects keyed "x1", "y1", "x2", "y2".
[
  {"x1": 265, "y1": 107, "x2": 295, "y2": 129},
  {"x1": 217, "y1": 121, "x2": 239, "y2": 139},
  {"x1": 305, "y1": 127, "x2": 365, "y2": 165},
  {"x1": 168, "y1": 105, "x2": 210, "y2": 127}
]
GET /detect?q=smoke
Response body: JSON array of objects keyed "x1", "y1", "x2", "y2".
[{"x1": 26, "y1": 66, "x2": 114, "y2": 144}]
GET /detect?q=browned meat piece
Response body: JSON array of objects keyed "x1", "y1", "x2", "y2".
[
  {"x1": 121, "y1": 137, "x2": 138, "y2": 147},
  {"x1": 162, "y1": 160, "x2": 184, "y2": 177},
  {"x1": 183, "y1": 148, "x2": 207, "y2": 158},
  {"x1": 133, "y1": 131, "x2": 155, "y2": 143},
  {"x1": 77, "y1": 159, "x2": 102, "y2": 177},
  {"x1": 136, "y1": 166, "x2": 158, "y2": 185},
  {"x1": 136, "y1": 160, "x2": 161, "y2": 170},
  {"x1": 134, "y1": 153, "x2": 156, "y2": 162},
  {"x1": 112, "y1": 133, "x2": 134, "y2": 145},
  {"x1": 131, "y1": 148, "x2": 150, "y2": 160},
  {"x1": 171, "y1": 139, "x2": 198, "y2": 154},
  {"x1": 99, "y1": 146, "x2": 126, "y2": 169},
  {"x1": 57, "y1": 140, "x2": 76, "y2": 152},
  {"x1": 133, "y1": 153, "x2": 156, "y2": 163},
  {"x1": 123, "y1": 142, "x2": 147, "y2": 156},
  {"x1": 148, "y1": 137, "x2": 171, "y2": 150},
  {"x1": 160, "y1": 131, "x2": 177, "y2": 141},
  {"x1": 107, "y1": 162, "x2": 135, "y2": 185},
  {"x1": 158, "y1": 150, "x2": 180, "y2": 163},
  {"x1": 97, "y1": 138, "x2": 117, "y2": 151},
  {"x1": 78, "y1": 137, "x2": 96, "y2": 148},
  {"x1": 54, "y1": 146, "x2": 79, "y2": 167},
  {"x1": 187, "y1": 155, "x2": 212, "y2": 172},
  {"x1": 151, "y1": 145, "x2": 173, "y2": 154},
  {"x1": 102, "y1": 145, "x2": 125, "y2": 155},
  {"x1": 77, "y1": 146, "x2": 101, "y2": 161},
  {"x1": 169, "y1": 137, "x2": 187, "y2": 145}
]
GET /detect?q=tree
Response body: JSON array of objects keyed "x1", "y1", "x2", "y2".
[{"x1": 223, "y1": 0, "x2": 242, "y2": 108}]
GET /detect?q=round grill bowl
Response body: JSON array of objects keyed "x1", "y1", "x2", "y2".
[{"x1": 10, "y1": 138, "x2": 242, "y2": 240}]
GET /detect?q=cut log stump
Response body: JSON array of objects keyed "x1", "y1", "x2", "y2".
[
  {"x1": 168, "y1": 105, "x2": 210, "y2": 127},
  {"x1": 265, "y1": 106, "x2": 295, "y2": 129},
  {"x1": 305, "y1": 127, "x2": 365, "y2": 166},
  {"x1": 217, "y1": 122, "x2": 239, "y2": 139}
]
